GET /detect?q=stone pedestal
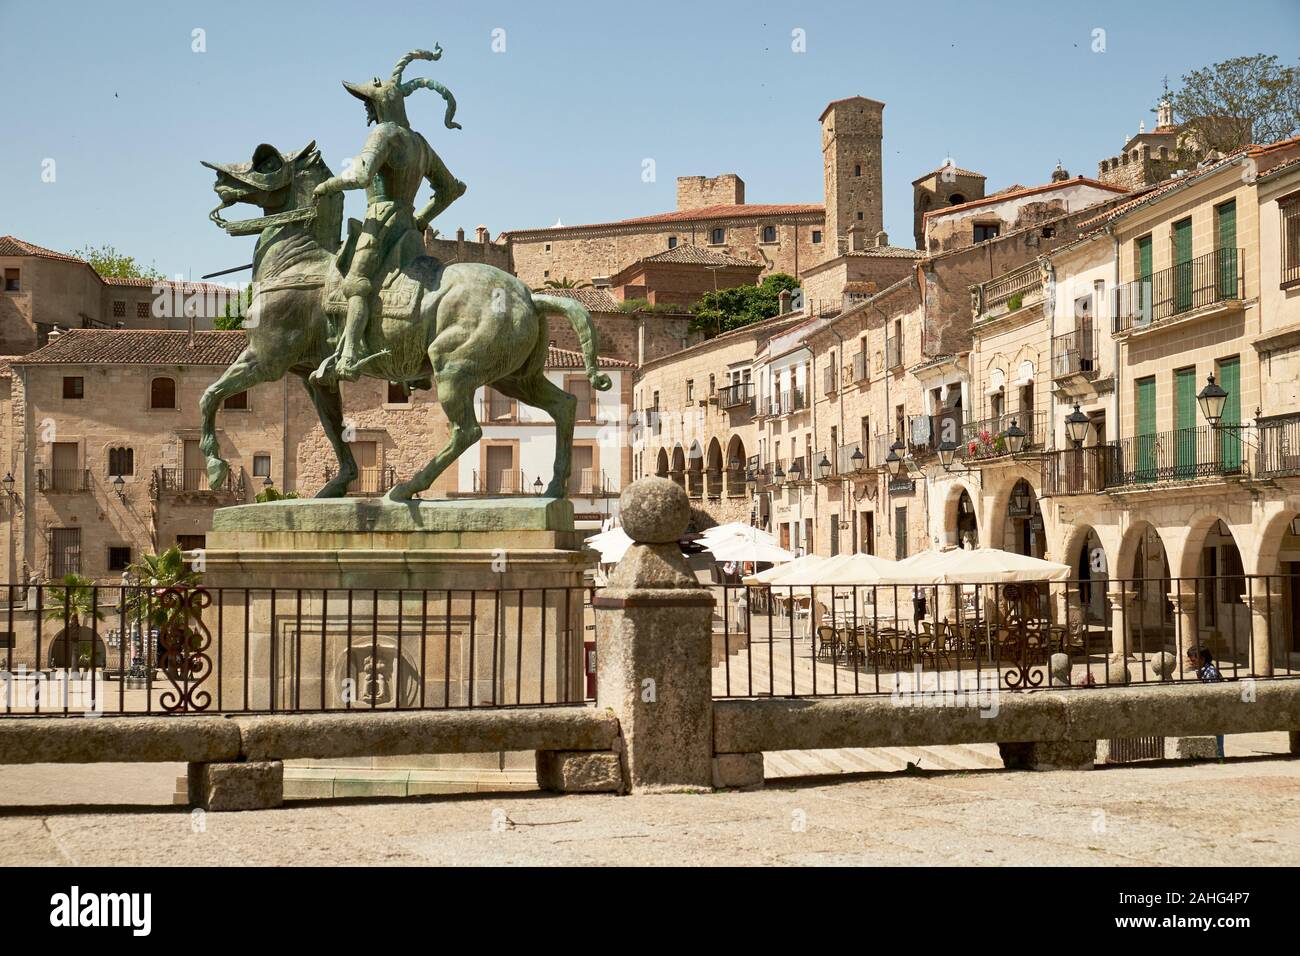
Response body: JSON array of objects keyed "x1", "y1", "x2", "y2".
[
  {"x1": 188, "y1": 760, "x2": 283, "y2": 811},
  {"x1": 594, "y1": 477, "x2": 714, "y2": 793},
  {"x1": 198, "y1": 497, "x2": 593, "y2": 793}
]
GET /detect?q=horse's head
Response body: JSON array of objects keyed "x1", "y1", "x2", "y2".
[{"x1": 201, "y1": 142, "x2": 341, "y2": 248}]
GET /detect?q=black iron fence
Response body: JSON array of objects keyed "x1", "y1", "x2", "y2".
[
  {"x1": 1052, "y1": 327, "x2": 1099, "y2": 380},
  {"x1": 152, "y1": 466, "x2": 245, "y2": 497},
  {"x1": 37, "y1": 469, "x2": 89, "y2": 493},
  {"x1": 709, "y1": 575, "x2": 1299, "y2": 700},
  {"x1": 1112, "y1": 248, "x2": 1243, "y2": 334},
  {"x1": 961, "y1": 410, "x2": 1048, "y2": 460},
  {"x1": 0, "y1": 584, "x2": 594, "y2": 716},
  {"x1": 1256, "y1": 414, "x2": 1300, "y2": 478},
  {"x1": 1108, "y1": 425, "x2": 1246, "y2": 487},
  {"x1": 1042, "y1": 445, "x2": 1113, "y2": 496}
]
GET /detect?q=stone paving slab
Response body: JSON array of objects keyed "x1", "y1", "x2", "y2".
[{"x1": 0, "y1": 755, "x2": 1296, "y2": 866}]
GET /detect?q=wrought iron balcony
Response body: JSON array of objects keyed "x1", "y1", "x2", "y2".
[
  {"x1": 1107, "y1": 425, "x2": 1247, "y2": 488},
  {"x1": 835, "y1": 442, "x2": 870, "y2": 474},
  {"x1": 907, "y1": 409, "x2": 964, "y2": 457},
  {"x1": 717, "y1": 382, "x2": 753, "y2": 410},
  {"x1": 960, "y1": 411, "x2": 1048, "y2": 460},
  {"x1": 1112, "y1": 248, "x2": 1242, "y2": 334},
  {"x1": 151, "y1": 467, "x2": 244, "y2": 498},
  {"x1": 1257, "y1": 414, "x2": 1300, "y2": 478},
  {"x1": 321, "y1": 465, "x2": 396, "y2": 497},
  {"x1": 38, "y1": 468, "x2": 89, "y2": 493},
  {"x1": 568, "y1": 468, "x2": 616, "y2": 498},
  {"x1": 1041, "y1": 446, "x2": 1115, "y2": 496},
  {"x1": 471, "y1": 468, "x2": 530, "y2": 495},
  {"x1": 769, "y1": 388, "x2": 807, "y2": 417},
  {"x1": 1052, "y1": 328, "x2": 1099, "y2": 380}
]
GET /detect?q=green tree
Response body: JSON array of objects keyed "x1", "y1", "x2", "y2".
[
  {"x1": 1169, "y1": 55, "x2": 1300, "y2": 153},
  {"x1": 214, "y1": 284, "x2": 253, "y2": 330},
  {"x1": 542, "y1": 276, "x2": 591, "y2": 289},
  {"x1": 44, "y1": 574, "x2": 106, "y2": 668},
  {"x1": 69, "y1": 243, "x2": 164, "y2": 281},
  {"x1": 690, "y1": 273, "x2": 800, "y2": 337}
]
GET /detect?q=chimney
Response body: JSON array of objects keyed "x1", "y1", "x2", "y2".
[
  {"x1": 874, "y1": 230, "x2": 889, "y2": 248},
  {"x1": 848, "y1": 223, "x2": 867, "y2": 252},
  {"x1": 475, "y1": 225, "x2": 489, "y2": 244},
  {"x1": 778, "y1": 289, "x2": 793, "y2": 314}
]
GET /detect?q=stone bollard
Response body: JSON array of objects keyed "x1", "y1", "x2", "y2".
[
  {"x1": 188, "y1": 760, "x2": 284, "y2": 811},
  {"x1": 592, "y1": 477, "x2": 715, "y2": 793}
]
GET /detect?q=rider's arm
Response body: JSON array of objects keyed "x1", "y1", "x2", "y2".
[
  {"x1": 314, "y1": 129, "x2": 392, "y2": 196},
  {"x1": 413, "y1": 147, "x2": 464, "y2": 232}
]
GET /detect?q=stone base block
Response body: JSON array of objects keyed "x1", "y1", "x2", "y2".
[
  {"x1": 188, "y1": 760, "x2": 284, "y2": 811},
  {"x1": 998, "y1": 740, "x2": 1096, "y2": 771},
  {"x1": 1166, "y1": 736, "x2": 1221, "y2": 760},
  {"x1": 536, "y1": 750, "x2": 624, "y2": 793},
  {"x1": 712, "y1": 753, "x2": 764, "y2": 790}
]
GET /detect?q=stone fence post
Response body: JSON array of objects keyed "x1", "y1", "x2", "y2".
[{"x1": 592, "y1": 478, "x2": 715, "y2": 792}]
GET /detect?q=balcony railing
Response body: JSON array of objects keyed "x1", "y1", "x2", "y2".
[
  {"x1": 852, "y1": 351, "x2": 867, "y2": 384},
  {"x1": 717, "y1": 382, "x2": 753, "y2": 410},
  {"x1": 568, "y1": 468, "x2": 616, "y2": 497},
  {"x1": 885, "y1": 338, "x2": 902, "y2": 370},
  {"x1": 978, "y1": 261, "x2": 1043, "y2": 318},
  {"x1": 960, "y1": 411, "x2": 1048, "y2": 460},
  {"x1": 1257, "y1": 414, "x2": 1300, "y2": 478},
  {"x1": 1052, "y1": 328, "x2": 1099, "y2": 380},
  {"x1": 1112, "y1": 248, "x2": 1242, "y2": 334},
  {"x1": 835, "y1": 442, "x2": 870, "y2": 474},
  {"x1": 152, "y1": 467, "x2": 244, "y2": 497},
  {"x1": 1041, "y1": 446, "x2": 1115, "y2": 496},
  {"x1": 478, "y1": 394, "x2": 515, "y2": 422},
  {"x1": 323, "y1": 465, "x2": 395, "y2": 497},
  {"x1": 906, "y1": 409, "x2": 964, "y2": 457},
  {"x1": 472, "y1": 468, "x2": 528, "y2": 495},
  {"x1": 1107, "y1": 425, "x2": 1247, "y2": 488},
  {"x1": 38, "y1": 468, "x2": 89, "y2": 493},
  {"x1": 769, "y1": 388, "x2": 807, "y2": 417}
]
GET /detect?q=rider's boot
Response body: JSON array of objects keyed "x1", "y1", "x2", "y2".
[{"x1": 333, "y1": 290, "x2": 372, "y2": 383}]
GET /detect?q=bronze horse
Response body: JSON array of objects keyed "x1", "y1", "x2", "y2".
[{"x1": 198, "y1": 143, "x2": 610, "y2": 501}]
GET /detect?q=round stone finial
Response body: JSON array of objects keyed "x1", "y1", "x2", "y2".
[{"x1": 619, "y1": 477, "x2": 689, "y2": 544}]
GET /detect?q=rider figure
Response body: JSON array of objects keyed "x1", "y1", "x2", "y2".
[{"x1": 310, "y1": 47, "x2": 466, "y2": 385}]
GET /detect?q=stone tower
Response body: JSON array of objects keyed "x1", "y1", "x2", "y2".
[
  {"x1": 820, "y1": 96, "x2": 884, "y2": 261},
  {"x1": 911, "y1": 164, "x2": 986, "y2": 250}
]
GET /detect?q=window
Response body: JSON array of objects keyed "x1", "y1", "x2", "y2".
[
  {"x1": 150, "y1": 377, "x2": 176, "y2": 409},
  {"x1": 112, "y1": 300, "x2": 126, "y2": 318},
  {"x1": 854, "y1": 163, "x2": 862, "y2": 177},
  {"x1": 973, "y1": 223, "x2": 1000, "y2": 243},
  {"x1": 108, "y1": 447, "x2": 134, "y2": 477},
  {"x1": 253, "y1": 454, "x2": 271, "y2": 478},
  {"x1": 3, "y1": 268, "x2": 18, "y2": 292},
  {"x1": 761, "y1": 225, "x2": 777, "y2": 243},
  {"x1": 1041, "y1": 227, "x2": 1056, "y2": 239},
  {"x1": 177, "y1": 534, "x2": 206, "y2": 552},
  {"x1": 685, "y1": 379, "x2": 694, "y2": 402},
  {"x1": 62, "y1": 376, "x2": 84, "y2": 399},
  {"x1": 544, "y1": 243, "x2": 551, "y2": 252},
  {"x1": 856, "y1": 211, "x2": 864, "y2": 221},
  {"x1": 108, "y1": 546, "x2": 131, "y2": 572},
  {"x1": 223, "y1": 390, "x2": 248, "y2": 410},
  {"x1": 811, "y1": 230, "x2": 822, "y2": 244},
  {"x1": 949, "y1": 194, "x2": 966, "y2": 206},
  {"x1": 135, "y1": 301, "x2": 149, "y2": 319},
  {"x1": 667, "y1": 236, "x2": 678, "y2": 249},
  {"x1": 710, "y1": 227, "x2": 725, "y2": 244},
  {"x1": 51, "y1": 528, "x2": 81, "y2": 577},
  {"x1": 1283, "y1": 196, "x2": 1300, "y2": 285},
  {"x1": 386, "y1": 381, "x2": 409, "y2": 404}
]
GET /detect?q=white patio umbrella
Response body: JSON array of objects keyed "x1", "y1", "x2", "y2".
[
  {"x1": 700, "y1": 522, "x2": 776, "y2": 545},
  {"x1": 873, "y1": 547, "x2": 1072, "y2": 585},
  {"x1": 583, "y1": 527, "x2": 633, "y2": 564},
  {"x1": 703, "y1": 535, "x2": 796, "y2": 564},
  {"x1": 742, "y1": 553, "x2": 826, "y2": 585},
  {"x1": 803, "y1": 552, "x2": 901, "y2": 587}
]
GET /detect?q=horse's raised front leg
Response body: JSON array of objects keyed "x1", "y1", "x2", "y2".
[
  {"x1": 200, "y1": 347, "x2": 274, "y2": 490},
  {"x1": 299, "y1": 371, "x2": 357, "y2": 497}
]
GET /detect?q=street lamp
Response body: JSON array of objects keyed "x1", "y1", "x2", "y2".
[
  {"x1": 1197, "y1": 373, "x2": 1228, "y2": 426},
  {"x1": 885, "y1": 439, "x2": 905, "y2": 477},
  {"x1": 262, "y1": 475, "x2": 274, "y2": 489},
  {"x1": 1011, "y1": 483, "x2": 1030, "y2": 514},
  {"x1": 773, "y1": 463, "x2": 786, "y2": 488},
  {"x1": 533, "y1": 476, "x2": 544, "y2": 495},
  {"x1": 111, "y1": 474, "x2": 125, "y2": 501},
  {"x1": 816, "y1": 453, "x2": 832, "y2": 480},
  {"x1": 1064, "y1": 404, "x2": 1091, "y2": 447},
  {"x1": 938, "y1": 439, "x2": 958, "y2": 470},
  {"x1": 850, "y1": 447, "x2": 865, "y2": 473},
  {"x1": 1003, "y1": 418, "x2": 1027, "y2": 455}
]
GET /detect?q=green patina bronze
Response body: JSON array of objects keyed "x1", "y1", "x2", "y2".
[{"x1": 198, "y1": 46, "x2": 610, "y2": 503}]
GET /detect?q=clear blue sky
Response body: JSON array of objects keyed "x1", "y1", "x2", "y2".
[{"x1": 2, "y1": 0, "x2": 1297, "y2": 279}]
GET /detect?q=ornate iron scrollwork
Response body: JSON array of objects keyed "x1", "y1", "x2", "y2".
[{"x1": 156, "y1": 587, "x2": 213, "y2": 712}]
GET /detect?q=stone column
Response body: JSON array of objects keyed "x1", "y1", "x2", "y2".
[
  {"x1": 593, "y1": 477, "x2": 716, "y2": 792},
  {"x1": 1106, "y1": 587, "x2": 1130, "y2": 658},
  {"x1": 1242, "y1": 594, "x2": 1275, "y2": 678},
  {"x1": 1168, "y1": 588, "x2": 1198, "y2": 663}
]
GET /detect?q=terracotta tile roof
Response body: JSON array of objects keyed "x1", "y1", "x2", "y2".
[
  {"x1": 546, "y1": 345, "x2": 633, "y2": 370},
  {"x1": 911, "y1": 165, "x2": 986, "y2": 185},
  {"x1": 637, "y1": 245, "x2": 761, "y2": 268},
  {"x1": 0, "y1": 356, "x2": 17, "y2": 379},
  {"x1": 10, "y1": 329, "x2": 248, "y2": 366},
  {"x1": 845, "y1": 244, "x2": 923, "y2": 259},
  {"x1": 1078, "y1": 136, "x2": 1300, "y2": 229},
  {"x1": 0, "y1": 236, "x2": 87, "y2": 264},
  {"x1": 532, "y1": 287, "x2": 621, "y2": 312},
  {"x1": 503, "y1": 203, "x2": 823, "y2": 238},
  {"x1": 103, "y1": 276, "x2": 234, "y2": 294},
  {"x1": 924, "y1": 177, "x2": 1129, "y2": 221},
  {"x1": 818, "y1": 95, "x2": 886, "y2": 121}
]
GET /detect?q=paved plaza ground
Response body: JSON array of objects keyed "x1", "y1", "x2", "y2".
[{"x1": 0, "y1": 741, "x2": 1296, "y2": 866}]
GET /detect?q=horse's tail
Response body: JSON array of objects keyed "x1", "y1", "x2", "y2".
[{"x1": 531, "y1": 294, "x2": 612, "y2": 391}]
